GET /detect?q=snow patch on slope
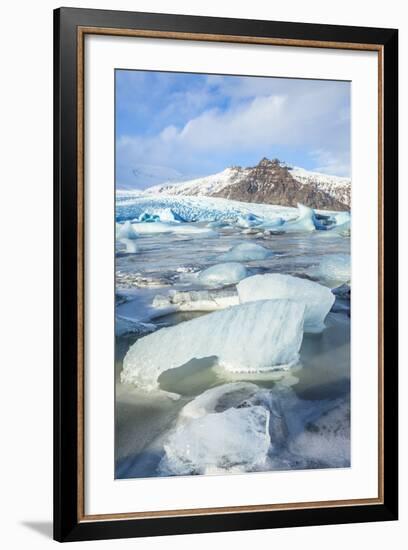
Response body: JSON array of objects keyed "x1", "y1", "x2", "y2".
[
  {"x1": 147, "y1": 167, "x2": 247, "y2": 197},
  {"x1": 290, "y1": 167, "x2": 351, "y2": 206}
]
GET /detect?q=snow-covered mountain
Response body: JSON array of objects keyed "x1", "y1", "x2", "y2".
[
  {"x1": 146, "y1": 158, "x2": 350, "y2": 211},
  {"x1": 289, "y1": 166, "x2": 350, "y2": 207},
  {"x1": 146, "y1": 166, "x2": 248, "y2": 197}
]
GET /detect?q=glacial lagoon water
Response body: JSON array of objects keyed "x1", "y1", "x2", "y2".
[{"x1": 115, "y1": 209, "x2": 350, "y2": 479}]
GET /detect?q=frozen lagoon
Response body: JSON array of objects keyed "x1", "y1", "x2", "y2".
[{"x1": 115, "y1": 197, "x2": 350, "y2": 479}]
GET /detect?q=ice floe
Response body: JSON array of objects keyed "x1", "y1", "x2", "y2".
[
  {"x1": 197, "y1": 262, "x2": 248, "y2": 287},
  {"x1": 116, "y1": 220, "x2": 138, "y2": 239},
  {"x1": 237, "y1": 274, "x2": 334, "y2": 333},
  {"x1": 180, "y1": 382, "x2": 259, "y2": 420},
  {"x1": 317, "y1": 253, "x2": 351, "y2": 287},
  {"x1": 129, "y1": 221, "x2": 216, "y2": 237},
  {"x1": 282, "y1": 204, "x2": 316, "y2": 232},
  {"x1": 121, "y1": 300, "x2": 305, "y2": 392},
  {"x1": 159, "y1": 405, "x2": 270, "y2": 475},
  {"x1": 158, "y1": 382, "x2": 350, "y2": 475},
  {"x1": 152, "y1": 288, "x2": 239, "y2": 312},
  {"x1": 218, "y1": 242, "x2": 271, "y2": 262}
]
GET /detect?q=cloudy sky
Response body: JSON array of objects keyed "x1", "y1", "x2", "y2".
[{"x1": 115, "y1": 70, "x2": 350, "y2": 189}]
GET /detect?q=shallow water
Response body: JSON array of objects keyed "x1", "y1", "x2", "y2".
[{"x1": 115, "y1": 222, "x2": 350, "y2": 479}]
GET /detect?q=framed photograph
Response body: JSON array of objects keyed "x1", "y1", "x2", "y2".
[{"x1": 54, "y1": 7, "x2": 398, "y2": 542}]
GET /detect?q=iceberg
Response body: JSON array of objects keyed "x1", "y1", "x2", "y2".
[
  {"x1": 283, "y1": 204, "x2": 316, "y2": 232},
  {"x1": 197, "y1": 262, "x2": 248, "y2": 287},
  {"x1": 332, "y1": 211, "x2": 350, "y2": 227},
  {"x1": 332, "y1": 212, "x2": 350, "y2": 236},
  {"x1": 317, "y1": 254, "x2": 351, "y2": 286},
  {"x1": 180, "y1": 382, "x2": 259, "y2": 420},
  {"x1": 146, "y1": 379, "x2": 351, "y2": 476},
  {"x1": 138, "y1": 208, "x2": 187, "y2": 223},
  {"x1": 138, "y1": 212, "x2": 161, "y2": 223},
  {"x1": 219, "y1": 242, "x2": 271, "y2": 262},
  {"x1": 237, "y1": 273, "x2": 334, "y2": 333},
  {"x1": 178, "y1": 383, "x2": 287, "y2": 447},
  {"x1": 121, "y1": 300, "x2": 305, "y2": 392},
  {"x1": 159, "y1": 406, "x2": 270, "y2": 475},
  {"x1": 116, "y1": 220, "x2": 138, "y2": 239},
  {"x1": 258, "y1": 218, "x2": 285, "y2": 230},
  {"x1": 119, "y1": 238, "x2": 138, "y2": 253},
  {"x1": 235, "y1": 213, "x2": 263, "y2": 228}
]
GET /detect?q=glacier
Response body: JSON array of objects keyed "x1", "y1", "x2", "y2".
[
  {"x1": 117, "y1": 192, "x2": 306, "y2": 226},
  {"x1": 116, "y1": 192, "x2": 349, "y2": 234},
  {"x1": 197, "y1": 262, "x2": 248, "y2": 287},
  {"x1": 237, "y1": 274, "x2": 334, "y2": 333},
  {"x1": 218, "y1": 242, "x2": 271, "y2": 262},
  {"x1": 121, "y1": 300, "x2": 305, "y2": 393}
]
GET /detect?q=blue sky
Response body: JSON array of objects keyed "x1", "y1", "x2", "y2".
[{"x1": 116, "y1": 70, "x2": 350, "y2": 189}]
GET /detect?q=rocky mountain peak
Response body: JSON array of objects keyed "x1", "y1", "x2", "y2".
[{"x1": 257, "y1": 157, "x2": 286, "y2": 169}]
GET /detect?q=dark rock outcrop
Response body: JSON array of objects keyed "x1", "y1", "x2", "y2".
[{"x1": 213, "y1": 158, "x2": 348, "y2": 211}]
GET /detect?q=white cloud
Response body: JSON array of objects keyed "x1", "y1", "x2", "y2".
[
  {"x1": 174, "y1": 94, "x2": 287, "y2": 150},
  {"x1": 310, "y1": 149, "x2": 350, "y2": 177},
  {"x1": 116, "y1": 78, "x2": 350, "y2": 186}
]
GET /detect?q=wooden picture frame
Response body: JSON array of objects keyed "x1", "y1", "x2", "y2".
[{"x1": 54, "y1": 7, "x2": 398, "y2": 542}]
